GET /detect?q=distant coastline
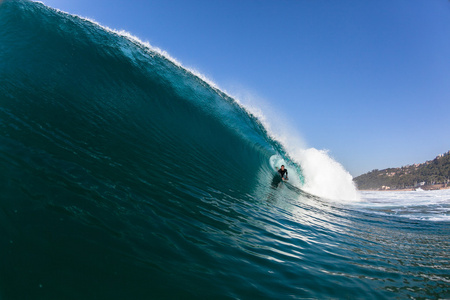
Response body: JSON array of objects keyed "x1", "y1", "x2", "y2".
[{"x1": 354, "y1": 150, "x2": 450, "y2": 191}]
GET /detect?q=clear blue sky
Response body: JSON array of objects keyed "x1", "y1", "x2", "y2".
[{"x1": 39, "y1": 0, "x2": 450, "y2": 176}]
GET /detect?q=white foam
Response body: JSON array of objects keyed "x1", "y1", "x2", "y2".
[
  {"x1": 291, "y1": 148, "x2": 361, "y2": 202},
  {"x1": 224, "y1": 87, "x2": 361, "y2": 202},
  {"x1": 353, "y1": 189, "x2": 450, "y2": 221},
  {"x1": 359, "y1": 189, "x2": 450, "y2": 207}
]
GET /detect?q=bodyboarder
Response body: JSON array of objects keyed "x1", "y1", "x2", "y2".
[{"x1": 278, "y1": 165, "x2": 288, "y2": 181}]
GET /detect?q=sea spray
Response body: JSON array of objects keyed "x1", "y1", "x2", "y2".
[
  {"x1": 227, "y1": 86, "x2": 360, "y2": 201},
  {"x1": 294, "y1": 148, "x2": 361, "y2": 201}
]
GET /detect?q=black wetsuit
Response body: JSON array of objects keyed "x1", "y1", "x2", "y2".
[{"x1": 278, "y1": 168, "x2": 288, "y2": 179}]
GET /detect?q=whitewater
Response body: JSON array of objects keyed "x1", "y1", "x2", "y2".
[{"x1": 0, "y1": 0, "x2": 449, "y2": 299}]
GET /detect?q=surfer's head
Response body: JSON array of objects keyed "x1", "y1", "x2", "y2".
[{"x1": 280, "y1": 165, "x2": 285, "y2": 170}]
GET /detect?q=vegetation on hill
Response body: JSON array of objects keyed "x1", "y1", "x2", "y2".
[{"x1": 354, "y1": 151, "x2": 450, "y2": 190}]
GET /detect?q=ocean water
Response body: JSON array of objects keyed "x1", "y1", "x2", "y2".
[{"x1": 1, "y1": 1, "x2": 449, "y2": 299}]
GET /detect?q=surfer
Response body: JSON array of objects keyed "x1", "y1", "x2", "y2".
[{"x1": 278, "y1": 165, "x2": 288, "y2": 181}]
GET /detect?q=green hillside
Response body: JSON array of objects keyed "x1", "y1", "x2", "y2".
[{"x1": 354, "y1": 151, "x2": 450, "y2": 190}]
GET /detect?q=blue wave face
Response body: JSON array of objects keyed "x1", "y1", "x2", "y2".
[{"x1": 1, "y1": 1, "x2": 449, "y2": 299}]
